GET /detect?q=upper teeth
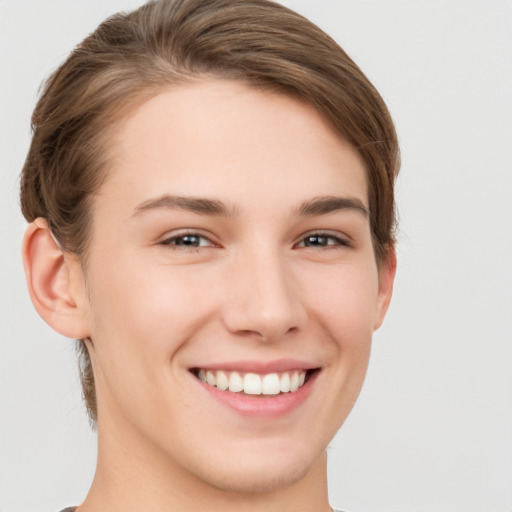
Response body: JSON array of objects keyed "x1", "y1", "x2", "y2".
[{"x1": 197, "y1": 369, "x2": 307, "y2": 395}]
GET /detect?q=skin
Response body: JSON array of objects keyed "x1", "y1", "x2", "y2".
[{"x1": 23, "y1": 79, "x2": 395, "y2": 512}]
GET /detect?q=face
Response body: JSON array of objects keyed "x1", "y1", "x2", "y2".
[{"x1": 77, "y1": 79, "x2": 393, "y2": 493}]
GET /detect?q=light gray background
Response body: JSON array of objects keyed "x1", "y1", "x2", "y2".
[{"x1": 1, "y1": 1, "x2": 511, "y2": 511}]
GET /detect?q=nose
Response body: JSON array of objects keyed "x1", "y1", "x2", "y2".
[{"x1": 221, "y1": 247, "x2": 307, "y2": 342}]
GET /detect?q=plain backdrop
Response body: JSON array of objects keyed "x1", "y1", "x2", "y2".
[{"x1": 1, "y1": 1, "x2": 511, "y2": 511}]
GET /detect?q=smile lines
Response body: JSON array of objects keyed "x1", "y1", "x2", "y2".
[{"x1": 196, "y1": 369, "x2": 308, "y2": 396}]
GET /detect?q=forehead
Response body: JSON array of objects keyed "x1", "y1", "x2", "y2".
[{"x1": 97, "y1": 79, "x2": 368, "y2": 214}]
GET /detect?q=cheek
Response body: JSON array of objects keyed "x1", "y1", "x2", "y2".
[
  {"x1": 303, "y1": 261, "x2": 380, "y2": 345},
  {"x1": 84, "y1": 261, "x2": 209, "y2": 421},
  {"x1": 87, "y1": 257, "x2": 218, "y2": 362}
]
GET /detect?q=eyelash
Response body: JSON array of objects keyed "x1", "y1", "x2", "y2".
[
  {"x1": 159, "y1": 233, "x2": 214, "y2": 248},
  {"x1": 158, "y1": 231, "x2": 351, "y2": 249},
  {"x1": 295, "y1": 232, "x2": 351, "y2": 248}
]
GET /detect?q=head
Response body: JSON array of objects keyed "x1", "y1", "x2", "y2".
[{"x1": 21, "y1": 0, "x2": 399, "y2": 496}]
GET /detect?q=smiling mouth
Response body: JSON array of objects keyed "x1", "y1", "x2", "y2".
[{"x1": 192, "y1": 368, "x2": 317, "y2": 396}]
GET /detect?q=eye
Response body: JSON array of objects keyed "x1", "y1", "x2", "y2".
[
  {"x1": 296, "y1": 232, "x2": 350, "y2": 248},
  {"x1": 159, "y1": 232, "x2": 215, "y2": 248}
]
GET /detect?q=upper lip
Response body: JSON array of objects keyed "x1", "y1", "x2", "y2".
[{"x1": 189, "y1": 359, "x2": 319, "y2": 374}]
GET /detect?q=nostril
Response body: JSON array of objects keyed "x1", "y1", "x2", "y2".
[{"x1": 220, "y1": 273, "x2": 307, "y2": 342}]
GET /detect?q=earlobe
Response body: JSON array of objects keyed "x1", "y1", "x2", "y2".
[
  {"x1": 373, "y1": 247, "x2": 397, "y2": 331},
  {"x1": 22, "y1": 218, "x2": 90, "y2": 339}
]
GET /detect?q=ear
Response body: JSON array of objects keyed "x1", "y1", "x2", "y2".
[
  {"x1": 373, "y1": 247, "x2": 397, "y2": 331},
  {"x1": 22, "y1": 218, "x2": 90, "y2": 339}
]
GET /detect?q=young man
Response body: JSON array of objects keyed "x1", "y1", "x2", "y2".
[{"x1": 20, "y1": 1, "x2": 399, "y2": 510}]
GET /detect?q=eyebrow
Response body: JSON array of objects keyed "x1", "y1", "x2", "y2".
[
  {"x1": 297, "y1": 195, "x2": 369, "y2": 218},
  {"x1": 133, "y1": 195, "x2": 238, "y2": 217},
  {"x1": 132, "y1": 194, "x2": 368, "y2": 219}
]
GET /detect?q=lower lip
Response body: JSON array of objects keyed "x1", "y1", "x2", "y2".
[{"x1": 195, "y1": 371, "x2": 318, "y2": 418}]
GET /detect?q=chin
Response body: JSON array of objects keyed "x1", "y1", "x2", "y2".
[{"x1": 190, "y1": 448, "x2": 318, "y2": 494}]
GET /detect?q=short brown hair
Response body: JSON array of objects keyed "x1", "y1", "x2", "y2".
[{"x1": 20, "y1": 0, "x2": 400, "y2": 425}]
